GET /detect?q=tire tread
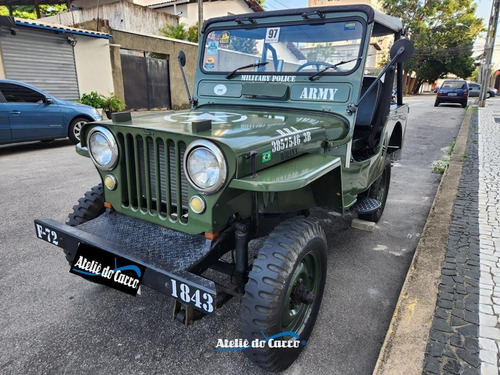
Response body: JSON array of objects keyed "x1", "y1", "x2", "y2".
[
  {"x1": 239, "y1": 218, "x2": 327, "y2": 372},
  {"x1": 66, "y1": 184, "x2": 105, "y2": 226}
]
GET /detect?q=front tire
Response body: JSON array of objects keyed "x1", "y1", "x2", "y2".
[
  {"x1": 68, "y1": 117, "x2": 89, "y2": 144},
  {"x1": 65, "y1": 184, "x2": 105, "y2": 263},
  {"x1": 239, "y1": 218, "x2": 327, "y2": 372},
  {"x1": 358, "y1": 159, "x2": 391, "y2": 223},
  {"x1": 66, "y1": 184, "x2": 105, "y2": 226}
]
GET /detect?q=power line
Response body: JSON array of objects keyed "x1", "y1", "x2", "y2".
[
  {"x1": 264, "y1": 3, "x2": 279, "y2": 10},
  {"x1": 273, "y1": 0, "x2": 291, "y2": 9}
]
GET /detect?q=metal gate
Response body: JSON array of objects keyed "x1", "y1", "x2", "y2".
[
  {"x1": 121, "y1": 53, "x2": 171, "y2": 110},
  {"x1": 0, "y1": 28, "x2": 79, "y2": 101}
]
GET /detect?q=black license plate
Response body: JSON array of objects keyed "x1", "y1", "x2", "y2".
[{"x1": 70, "y1": 244, "x2": 146, "y2": 296}]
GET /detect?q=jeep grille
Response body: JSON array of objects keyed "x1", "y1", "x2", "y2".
[{"x1": 118, "y1": 133, "x2": 189, "y2": 223}]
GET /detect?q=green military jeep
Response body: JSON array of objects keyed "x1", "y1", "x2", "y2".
[{"x1": 35, "y1": 5, "x2": 412, "y2": 372}]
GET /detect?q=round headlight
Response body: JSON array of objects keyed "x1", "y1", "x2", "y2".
[
  {"x1": 184, "y1": 140, "x2": 227, "y2": 194},
  {"x1": 88, "y1": 127, "x2": 118, "y2": 171}
]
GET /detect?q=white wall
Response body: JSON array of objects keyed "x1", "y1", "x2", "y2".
[
  {"x1": 73, "y1": 36, "x2": 115, "y2": 96},
  {"x1": 158, "y1": 0, "x2": 254, "y2": 26}
]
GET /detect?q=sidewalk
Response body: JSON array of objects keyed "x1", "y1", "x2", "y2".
[{"x1": 374, "y1": 99, "x2": 500, "y2": 374}]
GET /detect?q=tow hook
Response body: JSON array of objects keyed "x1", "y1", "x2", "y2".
[{"x1": 173, "y1": 301, "x2": 205, "y2": 325}]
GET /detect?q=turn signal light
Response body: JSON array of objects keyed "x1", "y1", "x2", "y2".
[
  {"x1": 104, "y1": 174, "x2": 117, "y2": 190},
  {"x1": 189, "y1": 195, "x2": 206, "y2": 214}
]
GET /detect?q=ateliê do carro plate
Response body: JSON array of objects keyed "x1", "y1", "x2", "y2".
[{"x1": 70, "y1": 243, "x2": 146, "y2": 296}]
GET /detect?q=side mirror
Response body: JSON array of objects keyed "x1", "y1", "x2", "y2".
[
  {"x1": 177, "y1": 49, "x2": 193, "y2": 108},
  {"x1": 45, "y1": 97, "x2": 53, "y2": 104},
  {"x1": 389, "y1": 39, "x2": 414, "y2": 63},
  {"x1": 178, "y1": 50, "x2": 186, "y2": 67}
]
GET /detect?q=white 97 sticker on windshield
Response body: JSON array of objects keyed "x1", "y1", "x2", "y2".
[{"x1": 265, "y1": 27, "x2": 280, "y2": 43}]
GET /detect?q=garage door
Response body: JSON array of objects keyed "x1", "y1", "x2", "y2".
[{"x1": 0, "y1": 28, "x2": 79, "y2": 101}]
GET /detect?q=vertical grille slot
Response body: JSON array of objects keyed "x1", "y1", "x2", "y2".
[
  {"x1": 119, "y1": 132, "x2": 189, "y2": 223},
  {"x1": 179, "y1": 142, "x2": 188, "y2": 223},
  {"x1": 167, "y1": 139, "x2": 177, "y2": 218},
  {"x1": 155, "y1": 138, "x2": 166, "y2": 217},
  {"x1": 136, "y1": 136, "x2": 147, "y2": 211}
]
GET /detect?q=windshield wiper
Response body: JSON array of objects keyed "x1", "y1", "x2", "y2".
[
  {"x1": 226, "y1": 62, "x2": 269, "y2": 79},
  {"x1": 308, "y1": 57, "x2": 362, "y2": 81}
]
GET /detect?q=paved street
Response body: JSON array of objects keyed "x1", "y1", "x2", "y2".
[{"x1": 0, "y1": 95, "x2": 465, "y2": 375}]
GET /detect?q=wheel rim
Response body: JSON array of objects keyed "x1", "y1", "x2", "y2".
[
  {"x1": 281, "y1": 251, "x2": 320, "y2": 334},
  {"x1": 73, "y1": 120, "x2": 87, "y2": 141}
]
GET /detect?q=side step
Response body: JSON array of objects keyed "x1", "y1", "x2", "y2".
[{"x1": 351, "y1": 197, "x2": 382, "y2": 214}]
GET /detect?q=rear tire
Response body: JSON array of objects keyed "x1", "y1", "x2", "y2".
[
  {"x1": 240, "y1": 218, "x2": 327, "y2": 372},
  {"x1": 461, "y1": 100, "x2": 467, "y2": 108},
  {"x1": 434, "y1": 99, "x2": 440, "y2": 107},
  {"x1": 358, "y1": 159, "x2": 391, "y2": 223}
]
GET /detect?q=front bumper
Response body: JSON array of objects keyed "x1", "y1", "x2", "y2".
[{"x1": 34, "y1": 211, "x2": 217, "y2": 314}]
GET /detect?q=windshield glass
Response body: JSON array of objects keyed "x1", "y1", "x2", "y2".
[
  {"x1": 202, "y1": 20, "x2": 365, "y2": 75},
  {"x1": 441, "y1": 81, "x2": 467, "y2": 90}
]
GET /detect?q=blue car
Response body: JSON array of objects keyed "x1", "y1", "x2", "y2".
[
  {"x1": 0, "y1": 79, "x2": 102, "y2": 145},
  {"x1": 434, "y1": 80, "x2": 469, "y2": 108}
]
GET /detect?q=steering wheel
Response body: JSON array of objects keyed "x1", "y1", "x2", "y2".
[{"x1": 296, "y1": 61, "x2": 338, "y2": 72}]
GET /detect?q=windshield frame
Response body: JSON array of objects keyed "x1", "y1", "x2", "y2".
[{"x1": 200, "y1": 16, "x2": 368, "y2": 78}]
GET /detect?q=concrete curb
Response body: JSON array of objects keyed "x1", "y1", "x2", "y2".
[{"x1": 372, "y1": 106, "x2": 474, "y2": 375}]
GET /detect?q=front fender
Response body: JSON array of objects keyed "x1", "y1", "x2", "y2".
[
  {"x1": 228, "y1": 153, "x2": 341, "y2": 192},
  {"x1": 76, "y1": 143, "x2": 90, "y2": 158}
]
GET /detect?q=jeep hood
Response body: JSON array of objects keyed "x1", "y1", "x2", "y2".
[{"x1": 114, "y1": 106, "x2": 349, "y2": 153}]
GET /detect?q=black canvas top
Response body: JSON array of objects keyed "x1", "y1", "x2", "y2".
[{"x1": 202, "y1": 5, "x2": 403, "y2": 36}]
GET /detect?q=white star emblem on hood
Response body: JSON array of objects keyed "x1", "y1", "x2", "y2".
[{"x1": 164, "y1": 111, "x2": 248, "y2": 124}]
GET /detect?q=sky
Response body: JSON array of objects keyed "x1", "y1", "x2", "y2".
[
  {"x1": 263, "y1": 0, "x2": 491, "y2": 27},
  {"x1": 263, "y1": 0, "x2": 307, "y2": 11},
  {"x1": 476, "y1": 0, "x2": 492, "y2": 25}
]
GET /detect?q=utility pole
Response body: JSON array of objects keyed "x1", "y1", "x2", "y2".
[
  {"x1": 479, "y1": 0, "x2": 500, "y2": 107},
  {"x1": 198, "y1": 0, "x2": 203, "y2": 42}
]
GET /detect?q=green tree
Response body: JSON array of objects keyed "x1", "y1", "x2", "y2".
[
  {"x1": 383, "y1": 0, "x2": 483, "y2": 93},
  {"x1": 160, "y1": 24, "x2": 188, "y2": 41},
  {"x1": 160, "y1": 23, "x2": 198, "y2": 43},
  {"x1": 187, "y1": 23, "x2": 199, "y2": 43},
  {"x1": 470, "y1": 66, "x2": 479, "y2": 82},
  {"x1": 0, "y1": 5, "x2": 67, "y2": 19}
]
